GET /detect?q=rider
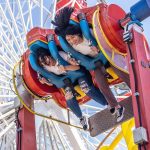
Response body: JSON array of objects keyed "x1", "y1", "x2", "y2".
[
  {"x1": 52, "y1": 7, "x2": 126, "y2": 122},
  {"x1": 37, "y1": 48, "x2": 107, "y2": 130}
]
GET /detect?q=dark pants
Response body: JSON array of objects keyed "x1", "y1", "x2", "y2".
[
  {"x1": 95, "y1": 66, "x2": 118, "y2": 108},
  {"x1": 95, "y1": 61, "x2": 130, "y2": 108},
  {"x1": 65, "y1": 76, "x2": 107, "y2": 118}
]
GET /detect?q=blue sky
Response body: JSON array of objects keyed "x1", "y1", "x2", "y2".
[{"x1": 87, "y1": 0, "x2": 150, "y2": 43}]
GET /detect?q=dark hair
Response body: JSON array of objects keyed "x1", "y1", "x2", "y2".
[
  {"x1": 52, "y1": 7, "x2": 74, "y2": 31},
  {"x1": 52, "y1": 7, "x2": 82, "y2": 38},
  {"x1": 37, "y1": 48, "x2": 51, "y2": 66},
  {"x1": 64, "y1": 24, "x2": 82, "y2": 38}
]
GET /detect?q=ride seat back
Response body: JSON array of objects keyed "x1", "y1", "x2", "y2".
[{"x1": 29, "y1": 41, "x2": 69, "y2": 88}]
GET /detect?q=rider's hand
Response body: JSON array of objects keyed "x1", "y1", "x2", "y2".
[
  {"x1": 39, "y1": 77, "x2": 53, "y2": 86},
  {"x1": 90, "y1": 46, "x2": 99, "y2": 53},
  {"x1": 58, "y1": 65, "x2": 66, "y2": 73},
  {"x1": 68, "y1": 57, "x2": 79, "y2": 65},
  {"x1": 39, "y1": 77, "x2": 47, "y2": 84}
]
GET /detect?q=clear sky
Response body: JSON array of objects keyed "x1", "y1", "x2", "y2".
[{"x1": 87, "y1": 0, "x2": 150, "y2": 44}]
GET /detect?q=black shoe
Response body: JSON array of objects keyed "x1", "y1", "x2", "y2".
[
  {"x1": 107, "y1": 105, "x2": 116, "y2": 115},
  {"x1": 80, "y1": 116, "x2": 88, "y2": 130},
  {"x1": 110, "y1": 107, "x2": 116, "y2": 115},
  {"x1": 116, "y1": 106, "x2": 125, "y2": 122}
]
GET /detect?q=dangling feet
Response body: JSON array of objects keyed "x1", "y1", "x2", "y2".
[
  {"x1": 109, "y1": 105, "x2": 125, "y2": 122},
  {"x1": 80, "y1": 116, "x2": 88, "y2": 130}
]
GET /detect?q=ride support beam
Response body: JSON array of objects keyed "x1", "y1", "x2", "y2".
[
  {"x1": 14, "y1": 74, "x2": 37, "y2": 150},
  {"x1": 121, "y1": 118, "x2": 138, "y2": 150},
  {"x1": 125, "y1": 24, "x2": 150, "y2": 149},
  {"x1": 17, "y1": 107, "x2": 37, "y2": 150}
]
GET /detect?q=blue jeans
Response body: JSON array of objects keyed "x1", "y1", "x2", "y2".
[{"x1": 65, "y1": 76, "x2": 107, "y2": 118}]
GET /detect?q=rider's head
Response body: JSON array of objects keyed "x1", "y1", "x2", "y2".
[
  {"x1": 64, "y1": 25, "x2": 83, "y2": 46},
  {"x1": 37, "y1": 49, "x2": 55, "y2": 67},
  {"x1": 52, "y1": 7, "x2": 83, "y2": 46}
]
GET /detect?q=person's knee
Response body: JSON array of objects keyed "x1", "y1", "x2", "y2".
[
  {"x1": 79, "y1": 80, "x2": 90, "y2": 94},
  {"x1": 65, "y1": 87, "x2": 74, "y2": 100}
]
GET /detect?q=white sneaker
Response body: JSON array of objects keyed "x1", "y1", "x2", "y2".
[{"x1": 80, "y1": 116, "x2": 88, "y2": 130}]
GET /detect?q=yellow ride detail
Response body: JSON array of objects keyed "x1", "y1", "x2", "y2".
[
  {"x1": 121, "y1": 118, "x2": 138, "y2": 150},
  {"x1": 100, "y1": 118, "x2": 137, "y2": 150},
  {"x1": 92, "y1": 8, "x2": 128, "y2": 74}
]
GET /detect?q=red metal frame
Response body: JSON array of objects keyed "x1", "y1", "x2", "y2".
[
  {"x1": 99, "y1": 4, "x2": 126, "y2": 53},
  {"x1": 26, "y1": 27, "x2": 60, "y2": 46},
  {"x1": 127, "y1": 25, "x2": 150, "y2": 149},
  {"x1": 56, "y1": 0, "x2": 87, "y2": 13},
  {"x1": 17, "y1": 107, "x2": 37, "y2": 150}
]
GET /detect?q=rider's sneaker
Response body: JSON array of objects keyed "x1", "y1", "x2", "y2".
[
  {"x1": 116, "y1": 106, "x2": 125, "y2": 122},
  {"x1": 80, "y1": 116, "x2": 88, "y2": 130},
  {"x1": 109, "y1": 107, "x2": 116, "y2": 115},
  {"x1": 107, "y1": 105, "x2": 116, "y2": 115}
]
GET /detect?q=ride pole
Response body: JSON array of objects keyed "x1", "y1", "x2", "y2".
[{"x1": 122, "y1": 0, "x2": 150, "y2": 149}]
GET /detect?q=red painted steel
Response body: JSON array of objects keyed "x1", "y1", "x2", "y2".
[
  {"x1": 56, "y1": 0, "x2": 87, "y2": 13},
  {"x1": 17, "y1": 107, "x2": 37, "y2": 150},
  {"x1": 26, "y1": 27, "x2": 60, "y2": 46},
  {"x1": 127, "y1": 25, "x2": 150, "y2": 149},
  {"x1": 99, "y1": 4, "x2": 126, "y2": 53}
]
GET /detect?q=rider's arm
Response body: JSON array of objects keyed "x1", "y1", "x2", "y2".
[
  {"x1": 39, "y1": 77, "x2": 53, "y2": 86},
  {"x1": 58, "y1": 65, "x2": 80, "y2": 72},
  {"x1": 37, "y1": 73, "x2": 53, "y2": 86},
  {"x1": 59, "y1": 51, "x2": 79, "y2": 65},
  {"x1": 64, "y1": 65, "x2": 80, "y2": 71}
]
